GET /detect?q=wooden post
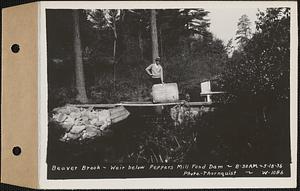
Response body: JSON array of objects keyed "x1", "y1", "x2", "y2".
[{"x1": 207, "y1": 95, "x2": 212, "y2": 102}]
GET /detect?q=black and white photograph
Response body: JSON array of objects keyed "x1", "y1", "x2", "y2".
[{"x1": 42, "y1": 1, "x2": 297, "y2": 187}]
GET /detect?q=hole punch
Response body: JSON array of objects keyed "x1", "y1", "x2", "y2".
[
  {"x1": 12, "y1": 146, "x2": 22, "y2": 156},
  {"x1": 11, "y1": 44, "x2": 20, "y2": 53}
]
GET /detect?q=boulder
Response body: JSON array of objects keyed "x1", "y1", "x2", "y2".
[
  {"x1": 52, "y1": 105, "x2": 130, "y2": 143},
  {"x1": 70, "y1": 125, "x2": 86, "y2": 134}
]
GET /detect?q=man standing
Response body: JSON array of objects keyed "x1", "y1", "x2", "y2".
[{"x1": 145, "y1": 57, "x2": 164, "y2": 85}]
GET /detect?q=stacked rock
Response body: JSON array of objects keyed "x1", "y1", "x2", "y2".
[{"x1": 52, "y1": 105, "x2": 111, "y2": 142}]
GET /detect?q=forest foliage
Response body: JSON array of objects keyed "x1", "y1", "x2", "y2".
[
  {"x1": 47, "y1": 9, "x2": 227, "y2": 107},
  {"x1": 47, "y1": 8, "x2": 290, "y2": 111},
  {"x1": 218, "y1": 8, "x2": 290, "y2": 104}
]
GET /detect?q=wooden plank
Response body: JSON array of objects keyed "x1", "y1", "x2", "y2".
[
  {"x1": 111, "y1": 110, "x2": 130, "y2": 123},
  {"x1": 185, "y1": 102, "x2": 213, "y2": 106},
  {"x1": 109, "y1": 106, "x2": 127, "y2": 114},
  {"x1": 69, "y1": 101, "x2": 213, "y2": 108},
  {"x1": 120, "y1": 101, "x2": 153, "y2": 104},
  {"x1": 200, "y1": 91, "x2": 226, "y2": 95},
  {"x1": 68, "y1": 104, "x2": 117, "y2": 108},
  {"x1": 118, "y1": 101, "x2": 185, "y2": 107},
  {"x1": 109, "y1": 107, "x2": 130, "y2": 118},
  {"x1": 119, "y1": 101, "x2": 213, "y2": 107}
]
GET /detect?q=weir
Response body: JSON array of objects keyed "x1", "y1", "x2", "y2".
[{"x1": 69, "y1": 101, "x2": 213, "y2": 109}]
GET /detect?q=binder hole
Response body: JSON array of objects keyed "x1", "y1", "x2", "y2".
[
  {"x1": 12, "y1": 146, "x2": 21, "y2": 156},
  {"x1": 11, "y1": 44, "x2": 20, "y2": 53}
]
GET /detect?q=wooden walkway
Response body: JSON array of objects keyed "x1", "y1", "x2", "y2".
[{"x1": 70, "y1": 101, "x2": 213, "y2": 109}]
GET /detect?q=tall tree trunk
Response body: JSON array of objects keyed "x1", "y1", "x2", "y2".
[
  {"x1": 138, "y1": 28, "x2": 143, "y2": 60},
  {"x1": 159, "y1": 26, "x2": 163, "y2": 58},
  {"x1": 112, "y1": 24, "x2": 117, "y2": 90},
  {"x1": 73, "y1": 10, "x2": 88, "y2": 103},
  {"x1": 150, "y1": 9, "x2": 159, "y2": 61}
]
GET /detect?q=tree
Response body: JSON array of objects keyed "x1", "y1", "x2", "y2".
[
  {"x1": 225, "y1": 38, "x2": 235, "y2": 56},
  {"x1": 248, "y1": 8, "x2": 290, "y2": 103},
  {"x1": 219, "y1": 8, "x2": 290, "y2": 127},
  {"x1": 157, "y1": 9, "x2": 210, "y2": 52},
  {"x1": 154, "y1": 9, "x2": 226, "y2": 90},
  {"x1": 73, "y1": 9, "x2": 88, "y2": 103},
  {"x1": 151, "y1": 9, "x2": 159, "y2": 61},
  {"x1": 87, "y1": 9, "x2": 121, "y2": 88},
  {"x1": 47, "y1": 8, "x2": 225, "y2": 105},
  {"x1": 123, "y1": 9, "x2": 149, "y2": 60},
  {"x1": 235, "y1": 14, "x2": 252, "y2": 51}
]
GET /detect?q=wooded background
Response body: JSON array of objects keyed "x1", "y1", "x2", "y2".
[
  {"x1": 47, "y1": 8, "x2": 290, "y2": 110},
  {"x1": 47, "y1": 9, "x2": 228, "y2": 106},
  {"x1": 46, "y1": 8, "x2": 291, "y2": 164}
]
